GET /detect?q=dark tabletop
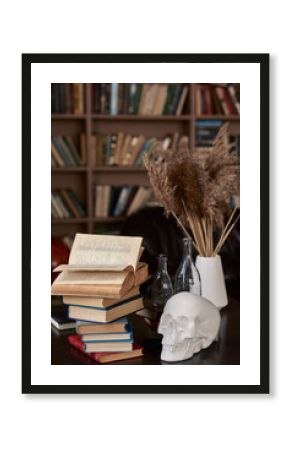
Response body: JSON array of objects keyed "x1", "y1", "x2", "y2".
[{"x1": 51, "y1": 297, "x2": 240, "y2": 365}]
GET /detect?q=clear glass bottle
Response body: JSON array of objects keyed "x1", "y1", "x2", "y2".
[
  {"x1": 151, "y1": 254, "x2": 173, "y2": 315},
  {"x1": 174, "y1": 237, "x2": 201, "y2": 295}
]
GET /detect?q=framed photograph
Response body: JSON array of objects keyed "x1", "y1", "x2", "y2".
[{"x1": 22, "y1": 53, "x2": 269, "y2": 394}]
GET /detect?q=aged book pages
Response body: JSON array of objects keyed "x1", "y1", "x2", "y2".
[
  {"x1": 53, "y1": 269, "x2": 132, "y2": 285},
  {"x1": 54, "y1": 233, "x2": 143, "y2": 272},
  {"x1": 51, "y1": 267, "x2": 135, "y2": 298},
  {"x1": 62, "y1": 286, "x2": 140, "y2": 308},
  {"x1": 51, "y1": 280, "x2": 133, "y2": 298}
]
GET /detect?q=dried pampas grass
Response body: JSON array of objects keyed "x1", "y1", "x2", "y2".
[{"x1": 144, "y1": 123, "x2": 240, "y2": 256}]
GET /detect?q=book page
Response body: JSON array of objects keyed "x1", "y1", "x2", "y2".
[
  {"x1": 53, "y1": 264, "x2": 132, "y2": 273},
  {"x1": 68, "y1": 234, "x2": 143, "y2": 272},
  {"x1": 53, "y1": 270, "x2": 130, "y2": 285}
]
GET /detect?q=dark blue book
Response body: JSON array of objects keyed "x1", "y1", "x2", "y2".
[
  {"x1": 51, "y1": 310, "x2": 76, "y2": 331},
  {"x1": 109, "y1": 186, "x2": 123, "y2": 216},
  {"x1": 196, "y1": 120, "x2": 223, "y2": 127},
  {"x1": 168, "y1": 84, "x2": 182, "y2": 115}
]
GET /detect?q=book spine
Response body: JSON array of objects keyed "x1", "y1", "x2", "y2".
[
  {"x1": 54, "y1": 192, "x2": 71, "y2": 218},
  {"x1": 51, "y1": 142, "x2": 65, "y2": 167},
  {"x1": 113, "y1": 187, "x2": 130, "y2": 216},
  {"x1": 51, "y1": 192, "x2": 63, "y2": 218},
  {"x1": 168, "y1": 84, "x2": 182, "y2": 115},
  {"x1": 58, "y1": 83, "x2": 65, "y2": 113},
  {"x1": 176, "y1": 86, "x2": 188, "y2": 116},
  {"x1": 228, "y1": 85, "x2": 240, "y2": 114},
  {"x1": 63, "y1": 136, "x2": 81, "y2": 165},
  {"x1": 93, "y1": 84, "x2": 100, "y2": 113},
  {"x1": 163, "y1": 84, "x2": 174, "y2": 115},
  {"x1": 133, "y1": 84, "x2": 142, "y2": 114},
  {"x1": 110, "y1": 83, "x2": 118, "y2": 115},
  {"x1": 80, "y1": 133, "x2": 87, "y2": 165},
  {"x1": 100, "y1": 84, "x2": 107, "y2": 114},
  {"x1": 67, "y1": 189, "x2": 86, "y2": 217},
  {"x1": 64, "y1": 83, "x2": 72, "y2": 113},
  {"x1": 51, "y1": 136, "x2": 74, "y2": 166},
  {"x1": 215, "y1": 87, "x2": 228, "y2": 115},
  {"x1": 123, "y1": 84, "x2": 130, "y2": 114},
  {"x1": 222, "y1": 87, "x2": 235, "y2": 115},
  {"x1": 117, "y1": 83, "x2": 124, "y2": 114},
  {"x1": 60, "y1": 189, "x2": 81, "y2": 218},
  {"x1": 58, "y1": 136, "x2": 78, "y2": 165}
]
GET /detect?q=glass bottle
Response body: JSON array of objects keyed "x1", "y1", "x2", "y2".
[
  {"x1": 174, "y1": 237, "x2": 201, "y2": 295},
  {"x1": 151, "y1": 254, "x2": 173, "y2": 316}
]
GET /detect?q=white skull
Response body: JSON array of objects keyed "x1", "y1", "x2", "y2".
[{"x1": 158, "y1": 292, "x2": 221, "y2": 362}]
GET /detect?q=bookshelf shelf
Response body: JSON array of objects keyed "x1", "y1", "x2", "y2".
[
  {"x1": 92, "y1": 217, "x2": 126, "y2": 223},
  {"x1": 196, "y1": 115, "x2": 240, "y2": 121},
  {"x1": 93, "y1": 166, "x2": 146, "y2": 173},
  {"x1": 51, "y1": 83, "x2": 240, "y2": 237},
  {"x1": 52, "y1": 167, "x2": 88, "y2": 172},
  {"x1": 51, "y1": 114, "x2": 86, "y2": 120},
  {"x1": 52, "y1": 218, "x2": 89, "y2": 224},
  {"x1": 91, "y1": 114, "x2": 191, "y2": 121}
]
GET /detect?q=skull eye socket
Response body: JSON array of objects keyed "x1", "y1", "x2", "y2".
[
  {"x1": 177, "y1": 315, "x2": 190, "y2": 329},
  {"x1": 158, "y1": 314, "x2": 171, "y2": 331}
]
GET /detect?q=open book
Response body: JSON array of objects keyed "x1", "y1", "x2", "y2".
[
  {"x1": 53, "y1": 233, "x2": 143, "y2": 273},
  {"x1": 51, "y1": 234, "x2": 147, "y2": 298}
]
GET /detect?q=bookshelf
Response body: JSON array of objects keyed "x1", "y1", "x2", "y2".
[{"x1": 51, "y1": 83, "x2": 240, "y2": 237}]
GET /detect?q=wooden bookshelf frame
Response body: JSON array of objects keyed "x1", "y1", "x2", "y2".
[{"x1": 51, "y1": 83, "x2": 240, "y2": 236}]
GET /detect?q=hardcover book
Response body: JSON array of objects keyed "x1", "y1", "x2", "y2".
[
  {"x1": 51, "y1": 311, "x2": 76, "y2": 331},
  {"x1": 63, "y1": 285, "x2": 140, "y2": 308},
  {"x1": 68, "y1": 335, "x2": 143, "y2": 363},
  {"x1": 81, "y1": 330, "x2": 132, "y2": 342},
  {"x1": 68, "y1": 296, "x2": 144, "y2": 323},
  {"x1": 76, "y1": 317, "x2": 130, "y2": 334},
  {"x1": 51, "y1": 233, "x2": 147, "y2": 298}
]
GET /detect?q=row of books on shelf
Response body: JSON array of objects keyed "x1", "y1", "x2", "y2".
[
  {"x1": 51, "y1": 83, "x2": 189, "y2": 116},
  {"x1": 51, "y1": 83, "x2": 240, "y2": 117},
  {"x1": 195, "y1": 84, "x2": 240, "y2": 116},
  {"x1": 93, "y1": 132, "x2": 186, "y2": 167},
  {"x1": 94, "y1": 185, "x2": 152, "y2": 218},
  {"x1": 52, "y1": 132, "x2": 187, "y2": 167},
  {"x1": 51, "y1": 135, "x2": 85, "y2": 167},
  {"x1": 51, "y1": 185, "x2": 152, "y2": 219},
  {"x1": 195, "y1": 120, "x2": 225, "y2": 147},
  {"x1": 92, "y1": 83, "x2": 188, "y2": 116},
  {"x1": 195, "y1": 120, "x2": 240, "y2": 153},
  {"x1": 51, "y1": 234, "x2": 147, "y2": 363},
  {"x1": 51, "y1": 83, "x2": 85, "y2": 114},
  {"x1": 51, "y1": 189, "x2": 86, "y2": 219}
]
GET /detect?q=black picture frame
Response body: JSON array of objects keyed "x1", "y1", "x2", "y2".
[{"x1": 22, "y1": 53, "x2": 269, "y2": 394}]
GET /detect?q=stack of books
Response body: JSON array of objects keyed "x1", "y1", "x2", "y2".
[{"x1": 51, "y1": 233, "x2": 148, "y2": 363}]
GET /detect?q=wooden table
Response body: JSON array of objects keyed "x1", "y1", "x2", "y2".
[{"x1": 51, "y1": 297, "x2": 240, "y2": 365}]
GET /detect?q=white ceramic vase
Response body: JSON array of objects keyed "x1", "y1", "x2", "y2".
[{"x1": 195, "y1": 255, "x2": 228, "y2": 309}]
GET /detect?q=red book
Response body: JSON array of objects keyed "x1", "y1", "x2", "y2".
[
  {"x1": 222, "y1": 86, "x2": 236, "y2": 115},
  {"x1": 68, "y1": 334, "x2": 143, "y2": 364},
  {"x1": 204, "y1": 85, "x2": 213, "y2": 114}
]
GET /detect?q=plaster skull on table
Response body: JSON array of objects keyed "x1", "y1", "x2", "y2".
[{"x1": 158, "y1": 292, "x2": 221, "y2": 362}]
